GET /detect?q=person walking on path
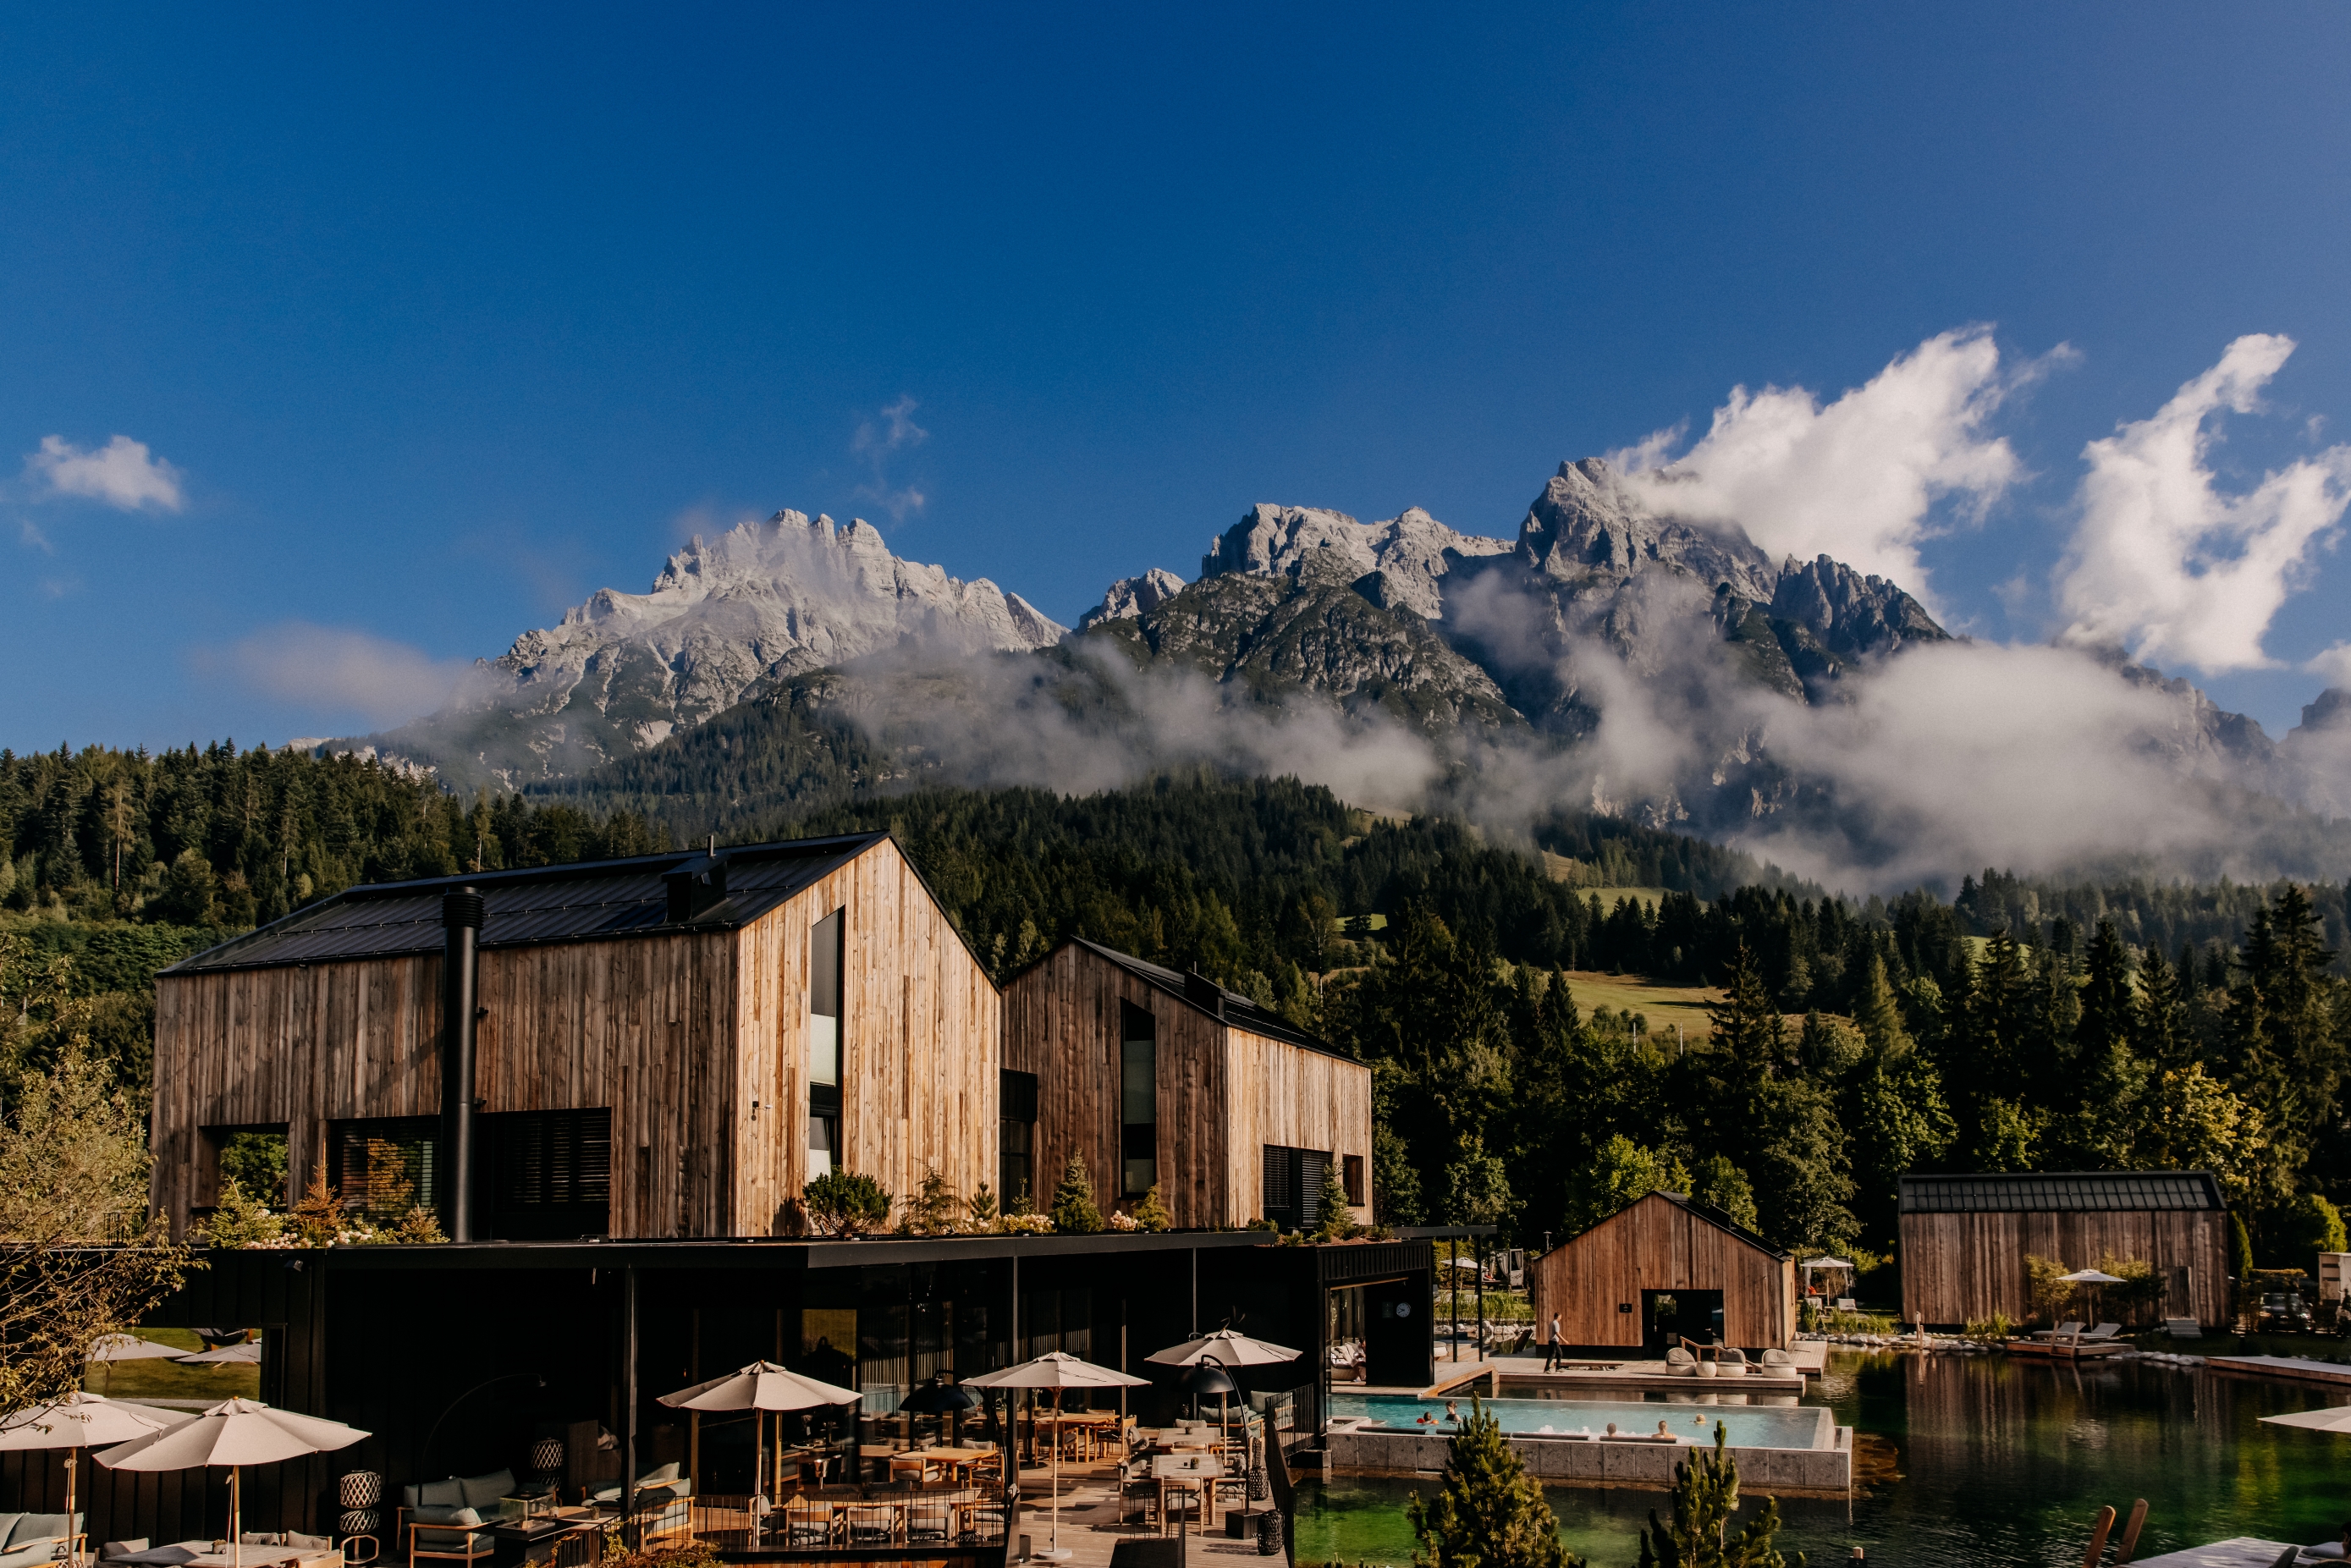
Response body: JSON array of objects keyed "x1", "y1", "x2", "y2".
[{"x1": 1544, "y1": 1313, "x2": 1563, "y2": 1371}]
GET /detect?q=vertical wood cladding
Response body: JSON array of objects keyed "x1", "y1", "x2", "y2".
[
  {"x1": 1528, "y1": 1192, "x2": 1796, "y2": 1350},
  {"x1": 1004, "y1": 944, "x2": 1371, "y2": 1230},
  {"x1": 1898, "y1": 1209, "x2": 2231, "y2": 1328},
  {"x1": 731, "y1": 837, "x2": 999, "y2": 1234},
  {"x1": 151, "y1": 838, "x2": 998, "y2": 1241}
]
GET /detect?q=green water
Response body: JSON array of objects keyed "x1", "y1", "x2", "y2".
[{"x1": 1294, "y1": 1351, "x2": 2351, "y2": 1566}]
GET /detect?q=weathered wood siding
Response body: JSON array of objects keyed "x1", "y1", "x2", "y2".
[
  {"x1": 151, "y1": 954, "x2": 443, "y2": 1235},
  {"x1": 1004, "y1": 944, "x2": 1227, "y2": 1226},
  {"x1": 1899, "y1": 1208, "x2": 2232, "y2": 1328},
  {"x1": 1528, "y1": 1193, "x2": 1796, "y2": 1350},
  {"x1": 1004, "y1": 946, "x2": 1373, "y2": 1229},
  {"x1": 477, "y1": 928, "x2": 738, "y2": 1237},
  {"x1": 152, "y1": 930, "x2": 741, "y2": 1238},
  {"x1": 733, "y1": 838, "x2": 999, "y2": 1233},
  {"x1": 1221, "y1": 1026, "x2": 1373, "y2": 1230}
]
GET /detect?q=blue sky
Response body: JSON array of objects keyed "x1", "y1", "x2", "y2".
[{"x1": 4, "y1": 3, "x2": 2349, "y2": 751}]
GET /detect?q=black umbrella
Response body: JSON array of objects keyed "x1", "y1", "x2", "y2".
[
  {"x1": 900, "y1": 1374, "x2": 979, "y2": 1450},
  {"x1": 1181, "y1": 1355, "x2": 1241, "y2": 1495}
]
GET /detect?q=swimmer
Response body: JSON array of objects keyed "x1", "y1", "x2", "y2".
[
  {"x1": 1416, "y1": 1411, "x2": 1436, "y2": 1426},
  {"x1": 1445, "y1": 1400, "x2": 1460, "y2": 1424},
  {"x1": 1656, "y1": 1420, "x2": 1672, "y2": 1439},
  {"x1": 1604, "y1": 1422, "x2": 1618, "y2": 1437}
]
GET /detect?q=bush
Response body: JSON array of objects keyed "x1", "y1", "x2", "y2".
[
  {"x1": 804, "y1": 1170, "x2": 893, "y2": 1236},
  {"x1": 1963, "y1": 1312, "x2": 2014, "y2": 1341},
  {"x1": 1635, "y1": 1423, "x2": 1797, "y2": 1567},
  {"x1": 905, "y1": 1167, "x2": 959, "y2": 1235},
  {"x1": 1131, "y1": 1184, "x2": 1172, "y2": 1232},
  {"x1": 966, "y1": 1180, "x2": 999, "y2": 1229},
  {"x1": 2273, "y1": 1193, "x2": 2348, "y2": 1268},
  {"x1": 2024, "y1": 1254, "x2": 2074, "y2": 1325},
  {"x1": 198, "y1": 1178, "x2": 286, "y2": 1248}
]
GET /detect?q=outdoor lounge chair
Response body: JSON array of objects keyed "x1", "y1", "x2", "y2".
[
  {"x1": 2032, "y1": 1321, "x2": 2085, "y2": 1340},
  {"x1": 0, "y1": 1514, "x2": 85, "y2": 1568},
  {"x1": 2164, "y1": 1318, "x2": 2201, "y2": 1340},
  {"x1": 2079, "y1": 1323, "x2": 2123, "y2": 1340}
]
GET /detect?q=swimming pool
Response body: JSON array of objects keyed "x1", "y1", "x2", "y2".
[{"x1": 1325, "y1": 1393, "x2": 1833, "y2": 1450}]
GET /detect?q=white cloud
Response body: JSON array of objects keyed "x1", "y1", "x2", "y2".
[
  {"x1": 198, "y1": 622, "x2": 476, "y2": 728},
  {"x1": 2309, "y1": 642, "x2": 2351, "y2": 688},
  {"x1": 1609, "y1": 327, "x2": 2044, "y2": 596},
  {"x1": 17, "y1": 520, "x2": 54, "y2": 555},
  {"x1": 24, "y1": 433, "x2": 185, "y2": 512},
  {"x1": 851, "y1": 394, "x2": 929, "y2": 520},
  {"x1": 2056, "y1": 334, "x2": 2351, "y2": 674}
]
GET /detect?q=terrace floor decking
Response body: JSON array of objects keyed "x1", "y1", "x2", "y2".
[
  {"x1": 2203, "y1": 1354, "x2": 2351, "y2": 1388},
  {"x1": 2132, "y1": 1539, "x2": 2321, "y2": 1567}
]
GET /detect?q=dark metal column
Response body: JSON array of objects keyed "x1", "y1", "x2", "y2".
[
  {"x1": 438, "y1": 887, "x2": 485, "y2": 1241},
  {"x1": 623, "y1": 1265, "x2": 639, "y2": 1548}
]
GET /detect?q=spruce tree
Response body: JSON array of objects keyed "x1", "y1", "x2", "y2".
[
  {"x1": 1407, "y1": 1395, "x2": 1581, "y2": 1568},
  {"x1": 1049, "y1": 1154, "x2": 1103, "y2": 1234},
  {"x1": 1635, "y1": 1423, "x2": 1803, "y2": 1568}
]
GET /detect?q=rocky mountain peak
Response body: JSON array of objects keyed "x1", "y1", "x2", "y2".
[
  {"x1": 1078, "y1": 567, "x2": 1186, "y2": 630},
  {"x1": 1517, "y1": 457, "x2": 1780, "y2": 601},
  {"x1": 1198, "y1": 502, "x2": 1512, "y2": 619}
]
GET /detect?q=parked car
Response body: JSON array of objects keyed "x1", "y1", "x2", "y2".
[{"x1": 2259, "y1": 1291, "x2": 2313, "y2": 1333}]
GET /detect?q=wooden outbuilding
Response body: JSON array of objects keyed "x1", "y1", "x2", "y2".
[
  {"x1": 1527, "y1": 1191, "x2": 1796, "y2": 1353},
  {"x1": 151, "y1": 830, "x2": 999, "y2": 1240},
  {"x1": 1898, "y1": 1170, "x2": 2232, "y2": 1329},
  {"x1": 1003, "y1": 937, "x2": 1372, "y2": 1231}
]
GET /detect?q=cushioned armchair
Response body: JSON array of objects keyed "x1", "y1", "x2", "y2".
[{"x1": 0, "y1": 1512, "x2": 86, "y2": 1568}]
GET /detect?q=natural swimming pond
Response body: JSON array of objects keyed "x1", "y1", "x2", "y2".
[
  {"x1": 1328, "y1": 1392, "x2": 1831, "y2": 1450},
  {"x1": 1297, "y1": 1351, "x2": 2351, "y2": 1566}
]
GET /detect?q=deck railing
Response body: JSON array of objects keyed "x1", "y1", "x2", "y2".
[{"x1": 646, "y1": 1490, "x2": 1009, "y2": 1560}]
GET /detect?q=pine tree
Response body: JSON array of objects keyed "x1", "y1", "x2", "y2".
[
  {"x1": 1852, "y1": 952, "x2": 1912, "y2": 1058},
  {"x1": 1049, "y1": 1154, "x2": 1102, "y2": 1234},
  {"x1": 1406, "y1": 1395, "x2": 1581, "y2": 1568},
  {"x1": 1313, "y1": 1159, "x2": 1357, "y2": 1240},
  {"x1": 1635, "y1": 1423, "x2": 1802, "y2": 1568}
]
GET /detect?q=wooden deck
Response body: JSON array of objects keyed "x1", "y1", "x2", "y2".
[
  {"x1": 999, "y1": 1453, "x2": 1275, "y2": 1568},
  {"x1": 2205, "y1": 1354, "x2": 2351, "y2": 1388},
  {"x1": 2131, "y1": 1538, "x2": 2313, "y2": 1567}
]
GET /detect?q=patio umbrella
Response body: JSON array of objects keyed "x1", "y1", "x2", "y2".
[
  {"x1": 1145, "y1": 1329, "x2": 1301, "y2": 1368},
  {"x1": 2261, "y1": 1406, "x2": 2351, "y2": 1432},
  {"x1": 2058, "y1": 1269, "x2": 2124, "y2": 1285},
  {"x1": 900, "y1": 1373, "x2": 978, "y2": 1450},
  {"x1": 0, "y1": 1393, "x2": 178, "y2": 1568},
  {"x1": 86, "y1": 1336, "x2": 191, "y2": 1395},
  {"x1": 95, "y1": 1398, "x2": 369, "y2": 1568},
  {"x1": 965, "y1": 1352, "x2": 1148, "y2": 1562},
  {"x1": 175, "y1": 1342, "x2": 262, "y2": 1366},
  {"x1": 657, "y1": 1362, "x2": 857, "y2": 1503}
]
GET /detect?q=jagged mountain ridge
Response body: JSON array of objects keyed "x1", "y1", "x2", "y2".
[{"x1": 336, "y1": 509, "x2": 1064, "y2": 787}]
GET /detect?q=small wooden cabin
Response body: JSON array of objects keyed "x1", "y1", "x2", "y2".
[
  {"x1": 1898, "y1": 1170, "x2": 2232, "y2": 1329},
  {"x1": 1003, "y1": 937, "x2": 1372, "y2": 1231},
  {"x1": 151, "y1": 831, "x2": 999, "y2": 1240},
  {"x1": 1528, "y1": 1191, "x2": 1796, "y2": 1353}
]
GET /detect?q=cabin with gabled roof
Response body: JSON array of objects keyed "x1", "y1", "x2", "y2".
[
  {"x1": 151, "y1": 830, "x2": 999, "y2": 1240},
  {"x1": 1528, "y1": 1190, "x2": 1797, "y2": 1353}
]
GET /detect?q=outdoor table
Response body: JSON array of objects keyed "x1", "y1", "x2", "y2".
[
  {"x1": 489, "y1": 1508, "x2": 603, "y2": 1560},
  {"x1": 180, "y1": 1551, "x2": 309, "y2": 1568},
  {"x1": 921, "y1": 1445, "x2": 996, "y2": 1482},
  {"x1": 1150, "y1": 1453, "x2": 1223, "y2": 1533}
]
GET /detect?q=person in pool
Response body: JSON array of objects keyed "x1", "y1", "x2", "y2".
[
  {"x1": 1445, "y1": 1400, "x2": 1460, "y2": 1425},
  {"x1": 1415, "y1": 1411, "x2": 1436, "y2": 1426}
]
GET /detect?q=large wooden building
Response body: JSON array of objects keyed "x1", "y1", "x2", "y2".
[
  {"x1": 1898, "y1": 1170, "x2": 2233, "y2": 1329},
  {"x1": 1003, "y1": 937, "x2": 1372, "y2": 1231},
  {"x1": 1527, "y1": 1191, "x2": 1797, "y2": 1353},
  {"x1": 151, "y1": 831, "x2": 999, "y2": 1240}
]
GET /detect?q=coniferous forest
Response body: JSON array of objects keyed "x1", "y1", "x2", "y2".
[{"x1": 5, "y1": 739, "x2": 2348, "y2": 1283}]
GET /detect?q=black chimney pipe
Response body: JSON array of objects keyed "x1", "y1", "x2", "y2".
[{"x1": 440, "y1": 886, "x2": 485, "y2": 1242}]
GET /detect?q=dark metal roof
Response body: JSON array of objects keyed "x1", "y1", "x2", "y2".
[
  {"x1": 1899, "y1": 1171, "x2": 2226, "y2": 1214},
  {"x1": 1048, "y1": 937, "x2": 1358, "y2": 1062},
  {"x1": 162, "y1": 832, "x2": 893, "y2": 976}
]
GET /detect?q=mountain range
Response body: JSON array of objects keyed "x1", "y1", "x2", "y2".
[{"x1": 331, "y1": 458, "x2": 2351, "y2": 889}]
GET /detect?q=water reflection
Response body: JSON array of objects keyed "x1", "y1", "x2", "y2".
[{"x1": 1294, "y1": 1351, "x2": 2351, "y2": 1567}]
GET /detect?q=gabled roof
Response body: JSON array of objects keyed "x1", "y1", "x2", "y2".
[
  {"x1": 1566, "y1": 1189, "x2": 1792, "y2": 1261},
  {"x1": 1031, "y1": 936, "x2": 1357, "y2": 1062},
  {"x1": 163, "y1": 832, "x2": 893, "y2": 976},
  {"x1": 1899, "y1": 1171, "x2": 2226, "y2": 1214}
]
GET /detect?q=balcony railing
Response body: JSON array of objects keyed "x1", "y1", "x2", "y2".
[{"x1": 639, "y1": 1488, "x2": 1010, "y2": 1560}]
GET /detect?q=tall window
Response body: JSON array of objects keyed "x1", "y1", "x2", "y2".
[
  {"x1": 999, "y1": 1069, "x2": 1038, "y2": 1208},
  {"x1": 329, "y1": 1117, "x2": 440, "y2": 1224},
  {"x1": 1120, "y1": 1002, "x2": 1157, "y2": 1197},
  {"x1": 809, "y1": 909, "x2": 844, "y2": 1176}
]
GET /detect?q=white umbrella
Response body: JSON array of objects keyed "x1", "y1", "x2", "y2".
[
  {"x1": 2261, "y1": 1406, "x2": 2351, "y2": 1432},
  {"x1": 0, "y1": 1394, "x2": 179, "y2": 1568},
  {"x1": 965, "y1": 1353, "x2": 1148, "y2": 1562},
  {"x1": 88, "y1": 1336, "x2": 191, "y2": 1362},
  {"x1": 1145, "y1": 1329, "x2": 1302, "y2": 1367},
  {"x1": 658, "y1": 1361, "x2": 857, "y2": 1503},
  {"x1": 175, "y1": 1343, "x2": 262, "y2": 1366},
  {"x1": 1800, "y1": 1257, "x2": 1854, "y2": 1270},
  {"x1": 96, "y1": 1398, "x2": 369, "y2": 1568},
  {"x1": 2059, "y1": 1269, "x2": 2124, "y2": 1285}
]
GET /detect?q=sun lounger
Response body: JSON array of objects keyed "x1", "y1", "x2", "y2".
[
  {"x1": 2165, "y1": 1318, "x2": 2201, "y2": 1340},
  {"x1": 2080, "y1": 1323, "x2": 2123, "y2": 1340},
  {"x1": 2032, "y1": 1321, "x2": 2085, "y2": 1340}
]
